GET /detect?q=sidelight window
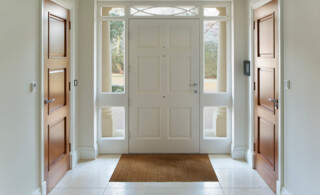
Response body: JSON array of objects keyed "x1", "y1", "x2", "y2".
[
  {"x1": 203, "y1": 107, "x2": 227, "y2": 138},
  {"x1": 203, "y1": 20, "x2": 227, "y2": 93},
  {"x1": 101, "y1": 20, "x2": 125, "y2": 93},
  {"x1": 101, "y1": 107, "x2": 125, "y2": 139}
]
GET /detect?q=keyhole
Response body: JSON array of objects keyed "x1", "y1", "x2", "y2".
[{"x1": 163, "y1": 96, "x2": 166, "y2": 98}]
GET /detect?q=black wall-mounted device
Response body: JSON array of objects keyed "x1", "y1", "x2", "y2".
[{"x1": 244, "y1": 60, "x2": 250, "y2": 76}]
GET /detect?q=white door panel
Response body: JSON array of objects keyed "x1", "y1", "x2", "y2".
[{"x1": 129, "y1": 19, "x2": 200, "y2": 153}]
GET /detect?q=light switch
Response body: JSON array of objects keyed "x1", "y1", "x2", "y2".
[
  {"x1": 284, "y1": 80, "x2": 291, "y2": 90},
  {"x1": 31, "y1": 82, "x2": 37, "y2": 92}
]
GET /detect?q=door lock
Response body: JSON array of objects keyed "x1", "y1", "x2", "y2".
[
  {"x1": 268, "y1": 98, "x2": 279, "y2": 109},
  {"x1": 189, "y1": 83, "x2": 198, "y2": 87}
]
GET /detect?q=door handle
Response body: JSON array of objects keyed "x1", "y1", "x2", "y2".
[
  {"x1": 189, "y1": 83, "x2": 198, "y2": 87},
  {"x1": 268, "y1": 98, "x2": 279, "y2": 109},
  {"x1": 44, "y1": 98, "x2": 55, "y2": 104}
]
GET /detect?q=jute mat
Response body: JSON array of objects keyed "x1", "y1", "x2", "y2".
[{"x1": 110, "y1": 154, "x2": 218, "y2": 182}]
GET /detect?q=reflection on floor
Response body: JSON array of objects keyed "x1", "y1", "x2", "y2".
[{"x1": 49, "y1": 155, "x2": 275, "y2": 195}]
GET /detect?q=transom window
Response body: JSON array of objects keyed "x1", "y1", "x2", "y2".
[
  {"x1": 102, "y1": 7, "x2": 125, "y2": 16},
  {"x1": 130, "y1": 6, "x2": 198, "y2": 16}
]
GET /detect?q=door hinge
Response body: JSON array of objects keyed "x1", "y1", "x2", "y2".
[
  {"x1": 253, "y1": 21, "x2": 255, "y2": 30},
  {"x1": 69, "y1": 143, "x2": 71, "y2": 152},
  {"x1": 69, "y1": 82, "x2": 71, "y2": 91},
  {"x1": 253, "y1": 143, "x2": 256, "y2": 152},
  {"x1": 254, "y1": 82, "x2": 256, "y2": 91},
  {"x1": 69, "y1": 21, "x2": 71, "y2": 30}
]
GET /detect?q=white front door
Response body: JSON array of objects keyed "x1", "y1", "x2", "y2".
[{"x1": 129, "y1": 19, "x2": 200, "y2": 153}]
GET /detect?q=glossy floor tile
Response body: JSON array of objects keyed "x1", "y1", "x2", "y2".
[
  {"x1": 49, "y1": 154, "x2": 275, "y2": 195},
  {"x1": 223, "y1": 188, "x2": 275, "y2": 195}
]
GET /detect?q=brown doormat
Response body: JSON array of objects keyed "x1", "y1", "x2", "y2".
[{"x1": 110, "y1": 154, "x2": 218, "y2": 182}]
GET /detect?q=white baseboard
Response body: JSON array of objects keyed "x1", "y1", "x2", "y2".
[
  {"x1": 41, "y1": 181, "x2": 47, "y2": 195},
  {"x1": 281, "y1": 187, "x2": 293, "y2": 195},
  {"x1": 246, "y1": 149, "x2": 255, "y2": 168},
  {"x1": 31, "y1": 181, "x2": 46, "y2": 195},
  {"x1": 71, "y1": 148, "x2": 80, "y2": 168},
  {"x1": 231, "y1": 145, "x2": 247, "y2": 159},
  {"x1": 31, "y1": 188, "x2": 41, "y2": 195},
  {"x1": 277, "y1": 180, "x2": 281, "y2": 195},
  {"x1": 79, "y1": 144, "x2": 98, "y2": 160}
]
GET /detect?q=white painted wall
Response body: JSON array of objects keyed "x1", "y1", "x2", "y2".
[
  {"x1": 232, "y1": 0, "x2": 250, "y2": 159},
  {"x1": 77, "y1": 0, "x2": 98, "y2": 159},
  {"x1": 282, "y1": 0, "x2": 320, "y2": 194},
  {"x1": 0, "y1": 0, "x2": 41, "y2": 194}
]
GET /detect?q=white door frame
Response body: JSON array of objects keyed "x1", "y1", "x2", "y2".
[
  {"x1": 96, "y1": 1, "x2": 232, "y2": 154},
  {"x1": 249, "y1": 0, "x2": 284, "y2": 194},
  {"x1": 40, "y1": 0, "x2": 77, "y2": 194}
]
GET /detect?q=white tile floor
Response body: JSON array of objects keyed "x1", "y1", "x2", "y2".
[{"x1": 49, "y1": 154, "x2": 275, "y2": 195}]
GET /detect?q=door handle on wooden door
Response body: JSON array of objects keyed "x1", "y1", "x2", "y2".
[
  {"x1": 268, "y1": 98, "x2": 279, "y2": 109},
  {"x1": 44, "y1": 98, "x2": 55, "y2": 104}
]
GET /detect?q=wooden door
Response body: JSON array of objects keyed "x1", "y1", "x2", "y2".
[
  {"x1": 129, "y1": 19, "x2": 200, "y2": 153},
  {"x1": 254, "y1": 0, "x2": 278, "y2": 192},
  {"x1": 43, "y1": 0, "x2": 70, "y2": 192}
]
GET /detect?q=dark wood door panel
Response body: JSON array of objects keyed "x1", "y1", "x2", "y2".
[
  {"x1": 44, "y1": 0, "x2": 70, "y2": 193},
  {"x1": 49, "y1": 13, "x2": 67, "y2": 58},
  {"x1": 48, "y1": 118, "x2": 67, "y2": 168},
  {"x1": 258, "y1": 13, "x2": 275, "y2": 58},
  {"x1": 257, "y1": 117, "x2": 275, "y2": 168},
  {"x1": 254, "y1": 0, "x2": 278, "y2": 192},
  {"x1": 257, "y1": 67, "x2": 275, "y2": 113},
  {"x1": 48, "y1": 68, "x2": 67, "y2": 113}
]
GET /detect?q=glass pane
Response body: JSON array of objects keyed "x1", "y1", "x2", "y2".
[
  {"x1": 102, "y1": 7, "x2": 125, "y2": 16},
  {"x1": 101, "y1": 20, "x2": 125, "y2": 93},
  {"x1": 204, "y1": 21, "x2": 227, "y2": 93},
  {"x1": 204, "y1": 107, "x2": 227, "y2": 138},
  {"x1": 101, "y1": 107, "x2": 125, "y2": 138},
  {"x1": 131, "y1": 6, "x2": 198, "y2": 16},
  {"x1": 204, "y1": 7, "x2": 226, "y2": 17}
]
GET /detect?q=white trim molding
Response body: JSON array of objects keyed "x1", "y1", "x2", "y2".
[
  {"x1": 51, "y1": 0, "x2": 73, "y2": 9},
  {"x1": 71, "y1": 148, "x2": 80, "y2": 168},
  {"x1": 231, "y1": 144, "x2": 247, "y2": 159},
  {"x1": 281, "y1": 187, "x2": 293, "y2": 195},
  {"x1": 79, "y1": 144, "x2": 98, "y2": 160},
  {"x1": 41, "y1": 181, "x2": 47, "y2": 195},
  {"x1": 31, "y1": 181, "x2": 47, "y2": 195},
  {"x1": 31, "y1": 188, "x2": 41, "y2": 195},
  {"x1": 252, "y1": 0, "x2": 272, "y2": 9},
  {"x1": 246, "y1": 149, "x2": 255, "y2": 168}
]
